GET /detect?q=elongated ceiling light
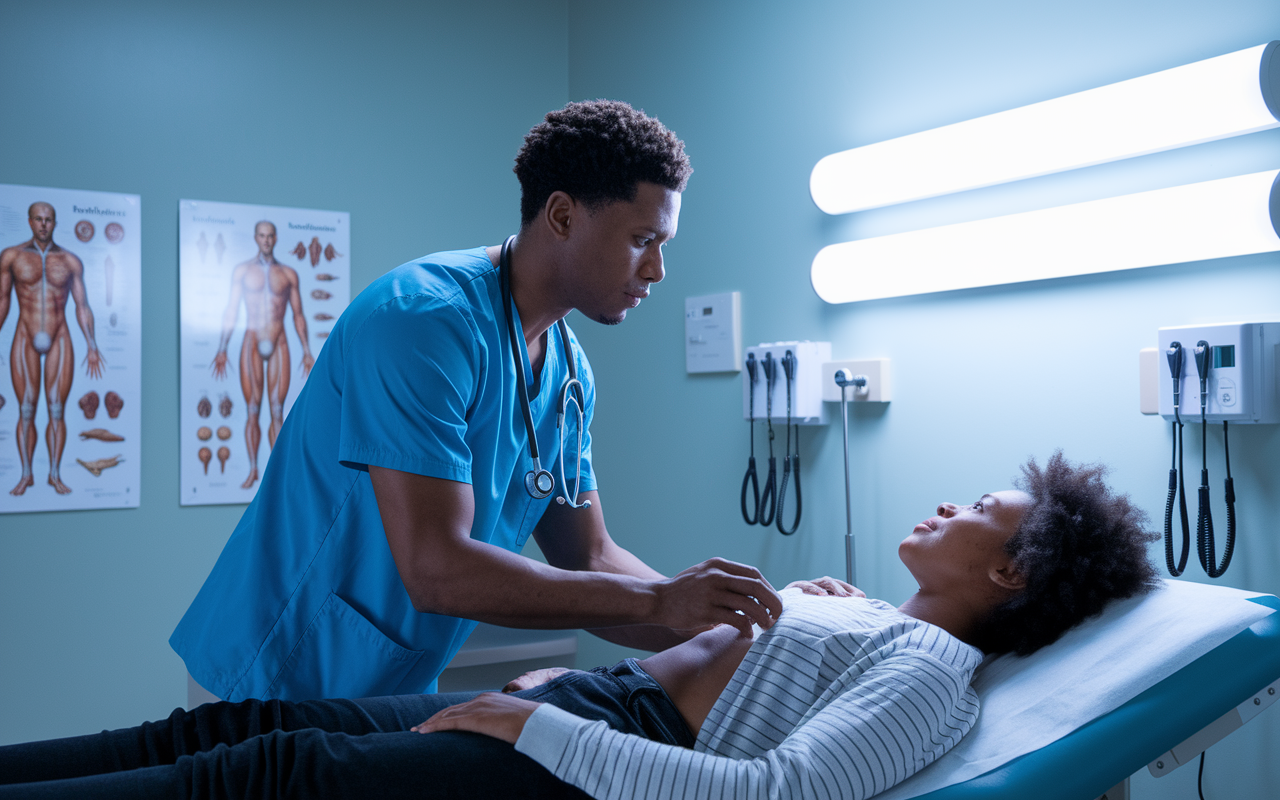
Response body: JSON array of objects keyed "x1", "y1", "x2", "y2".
[
  {"x1": 810, "y1": 169, "x2": 1280, "y2": 304},
  {"x1": 810, "y1": 42, "x2": 1280, "y2": 215}
]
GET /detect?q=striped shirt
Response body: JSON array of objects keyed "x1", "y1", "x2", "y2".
[{"x1": 515, "y1": 590, "x2": 983, "y2": 800}]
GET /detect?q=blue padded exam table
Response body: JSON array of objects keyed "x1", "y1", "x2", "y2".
[{"x1": 914, "y1": 595, "x2": 1280, "y2": 800}]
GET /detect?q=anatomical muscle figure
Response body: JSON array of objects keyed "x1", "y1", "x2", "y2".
[
  {"x1": 210, "y1": 221, "x2": 313, "y2": 489},
  {"x1": 0, "y1": 202, "x2": 104, "y2": 496}
]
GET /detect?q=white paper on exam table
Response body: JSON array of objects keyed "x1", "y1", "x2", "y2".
[{"x1": 879, "y1": 579, "x2": 1274, "y2": 799}]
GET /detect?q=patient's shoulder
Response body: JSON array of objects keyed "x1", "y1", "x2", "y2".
[{"x1": 896, "y1": 621, "x2": 985, "y2": 675}]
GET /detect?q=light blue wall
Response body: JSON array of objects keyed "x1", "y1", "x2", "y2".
[
  {"x1": 3, "y1": 0, "x2": 1279, "y2": 795},
  {"x1": 0, "y1": 0, "x2": 568, "y2": 744},
  {"x1": 565, "y1": 0, "x2": 1279, "y2": 797}
]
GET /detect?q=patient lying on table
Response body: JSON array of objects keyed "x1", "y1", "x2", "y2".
[{"x1": 0, "y1": 453, "x2": 1159, "y2": 800}]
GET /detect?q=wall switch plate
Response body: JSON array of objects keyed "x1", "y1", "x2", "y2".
[
  {"x1": 820, "y1": 359, "x2": 891, "y2": 403},
  {"x1": 1139, "y1": 348, "x2": 1159, "y2": 415},
  {"x1": 685, "y1": 291, "x2": 742, "y2": 373}
]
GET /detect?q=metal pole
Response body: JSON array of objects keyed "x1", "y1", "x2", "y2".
[
  {"x1": 840, "y1": 384, "x2": 855, "y2": 586},
  {"x1": 834, "y1": 370, "x2": 866, "y2": 587}
]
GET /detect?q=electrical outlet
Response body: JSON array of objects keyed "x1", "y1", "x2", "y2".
[{"x1": 821, "y1": 359, "x2": 891, "y2": 403}]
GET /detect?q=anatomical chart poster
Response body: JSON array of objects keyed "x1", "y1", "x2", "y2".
[
  {"x1": 179, "y1": 199, "x2": 349, "y2": 506},
  {"x1": 0, "y1": 184, "x2": 142, "y2": 514}
]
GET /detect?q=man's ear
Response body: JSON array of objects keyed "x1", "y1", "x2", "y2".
[
  {"x1": 543, "y1": 191, "x2": 574, "y2": 241},
  {"x1": 989, "y1": 561, "x2": 1026, "y2": 592}
]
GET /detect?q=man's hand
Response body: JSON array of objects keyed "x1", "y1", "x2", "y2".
[
  {"x1": 300, "y1": 352, "x2": 315, "y2": 377},
  {"x1": 502, "y1": 667, "x2": 575, "y2": 693},
  {"x1": 785, "y1": 576, "x2": 865, "y2": 598},
  {"x1": 654, "y1": 558, "x2": 783, "y2": 637},
  {"x1": 211, "y1": 351, "x2": 229, "y2": 379},
  {"x1": 412, "y1": 692, "x2": 541, "y2": 744}
]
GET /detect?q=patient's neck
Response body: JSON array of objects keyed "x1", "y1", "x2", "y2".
[{"x1": 897, "y1": 591, "x2": 983, "y2": 648}]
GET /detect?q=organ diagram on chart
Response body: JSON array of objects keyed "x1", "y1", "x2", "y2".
[
  {"x1": 0, "y1": 184, "x2": 141, "y2": 514},
  {"x1": 179, "y1": 199, "x2": 349, "y2": 506}
]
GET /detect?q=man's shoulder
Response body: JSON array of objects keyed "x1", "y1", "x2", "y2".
[
  {"x1": 344, "y1": 248, "x2": 494, "y2": 337},
  {"x1": 374, "y1": 247, "x2": 495, "y2": 310}
]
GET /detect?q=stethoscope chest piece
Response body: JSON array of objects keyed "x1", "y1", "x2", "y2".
[{"x1": 526, "y1": 464, "x2": 555, "y2": 499}]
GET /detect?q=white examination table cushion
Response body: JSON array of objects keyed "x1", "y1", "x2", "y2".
[{"x1": 878, "y1": 579, "x2": 1275, "y2": 799}]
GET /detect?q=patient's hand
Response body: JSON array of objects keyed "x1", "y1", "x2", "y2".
[
  {"x1": 786, "y1": 576, "x2": 865, "y2": 598},
  {"x1": 412, "y1": 692, "x2": 541, "y2": 744},
  {"x1": 502, "y1": 667, "x2": 575, "y2": 693}
]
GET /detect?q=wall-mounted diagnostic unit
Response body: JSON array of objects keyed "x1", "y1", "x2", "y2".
[
  {"x1": 741, "y1": 341, "x2": 831, "y2": 424},
  {"x1": 1142, "y1": 321, "x2": 1278, "y2": 582},
  {"x1": 1155, "y1": 322, "x2": 1280, "y2": 423}
]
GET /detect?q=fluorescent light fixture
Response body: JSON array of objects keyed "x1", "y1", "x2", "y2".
[
  {"x1": 810, "y1": 42, "x2": 1280, "y2": 215},
  {"x1": 811, "y1": 169, "x2": 1280, "y2": 304}
]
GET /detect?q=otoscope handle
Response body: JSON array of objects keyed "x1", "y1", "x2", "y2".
[
  {"x1": 741, "y1": 456, "x2": 760, "y2": 526},
  {"x1": 776, "y1": 454, "x2": 801, "y2": 535},
  {"x1": 1164, "y1": 468, "x2": 1184, "y2": 577},
  {"x1": 759, "y1": 456, "x2": 778, "y2": 527}
]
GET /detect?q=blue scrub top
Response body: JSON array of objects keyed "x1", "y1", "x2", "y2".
[{"x1": 171, "y1": 248, "x2": 596, "y2": 701}]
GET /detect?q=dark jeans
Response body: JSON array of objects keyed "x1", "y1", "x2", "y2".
[{"x1": 0, "y1": 659, "x2": 692, "y2": 800}]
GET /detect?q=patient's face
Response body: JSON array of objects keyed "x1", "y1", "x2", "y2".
[{"x1": 898, "y1": 489, "x2": 1033, "y2": 594}]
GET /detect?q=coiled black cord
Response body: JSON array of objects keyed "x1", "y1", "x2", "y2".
[
  {"x1": 1201, "y1": 420, "x2": 1236, "y2": 578},
  {"x1": 1196, "y1": 397, "x2": 1215, "y2": 576},
  {"x1": 741, "y1": 354, "x2": 760, "y2": 525},
  {"x1": 1192, "y1": 340, "x2": 1235, "y2": 579},
  {"x1": 758, "y1": 353, "x2": 777, "y2": 527},
  {"x1": 1164, "y1": 414, "x2": 1190, "y2": 577},
  {"x1": 1164, "y1": 341, "x2": 1190, "y2": 577},
  {"x1": 776, "y1": 351, "x2": 801, "y2": 535}
]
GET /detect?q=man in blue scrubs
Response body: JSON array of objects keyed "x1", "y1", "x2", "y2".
[{"x1": 171, "y1": 100, "x2": 783, "y2": 702}]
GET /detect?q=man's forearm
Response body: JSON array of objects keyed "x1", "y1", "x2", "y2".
[
  {"x1": 578, "y1": 540, "x2": 694, "y2": 650},
  {"x1": 585, "y1": 622, "x2": 689, "y2": 651},
  {"x1": 399, "y1": 536, "x2": 664, "y2": 630}
]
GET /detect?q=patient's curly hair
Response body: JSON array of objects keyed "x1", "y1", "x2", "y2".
[
  {"x1": 971, "y1": 451, "x2": 1160, "y2": 657},
  {"x1": 514, "y1": 99, "x2": 692, "y2": 227}
]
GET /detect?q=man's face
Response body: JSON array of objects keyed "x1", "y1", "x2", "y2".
[
  {"x1": 561, "y1": 182, "x2": 680, "y2": 326},
  {"x1": 28, "y1": 204, "x2": 56, "y2": 243},
  {"x1": 255, "y1": 222, "x2": 277, "y2": 255}
]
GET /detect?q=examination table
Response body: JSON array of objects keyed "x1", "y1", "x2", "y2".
[{"x1": 887, "y1": 583, "x2": 1280, "y2": 800}]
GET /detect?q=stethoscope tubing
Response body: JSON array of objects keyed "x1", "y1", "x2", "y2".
[{"x1": 500, "y1": 236, "x2": 588, "y2": 508}]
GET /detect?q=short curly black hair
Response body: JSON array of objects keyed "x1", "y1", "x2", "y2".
[
  {"x1": 514, "y1": 99, "x2": 692, "y2": 228},
  {"x1": 970, "y1": 451, "x2": 1160, "y2": 656}
]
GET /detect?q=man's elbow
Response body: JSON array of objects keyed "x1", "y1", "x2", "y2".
[
  {"x1": 398, "y1": 568, "x2": 459, "y2": 616},
  {"x1": 401, "y1": 577, "x2": 442, "y2": 615}
]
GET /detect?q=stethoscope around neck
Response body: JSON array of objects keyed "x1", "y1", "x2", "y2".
[{"x1": 500, "y1": 236, "x2": 591, "y2": 509}]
